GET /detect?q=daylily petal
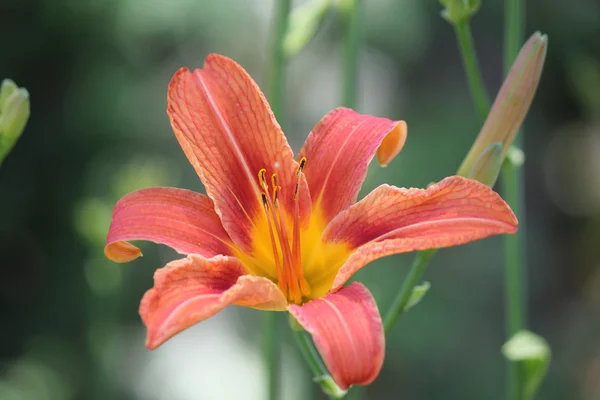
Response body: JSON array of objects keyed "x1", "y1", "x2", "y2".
[
  {"x1": 288, "y1": 282, "x2": 384, "y2": 390},
  {"x1": 105, "y1": 187, "x2": 233, "y2": 263},
  {"x1": 299, "y1": 107, "x2": 407, "y2": 223},
  {"x1": 323, "y1": 176, "x2": 518, "y2": 290},
  {"x1": 140, "y1": 254, "x2": 288, "y2": 349},
  {"x1": 167, "y1": 54, "x2": 305, "y2": 251}
]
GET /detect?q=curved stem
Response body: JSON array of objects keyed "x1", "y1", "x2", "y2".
[
  {"x1": 292, "y1": 327, "x2": 338, "y2": 400},
  {"x1": 503, "y1": 1, "x2": 526, "y2": 399},
  {"x1": 455, "y1": 21, "x2": 490, "y2": 122},
  {"x1": 383, "y1": 250, "x2": 437, "y2": 332},
  {"x1": 293, "y1": 327, "x2": 329, "y2": 379},
  {"x1": 263, "y1": 1, "x2": 292, "y2": 399}
]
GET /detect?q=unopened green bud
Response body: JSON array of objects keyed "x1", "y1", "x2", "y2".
[
  {"x1": 458, "y1": 32, "x2": 547, "y2": 183},
  {"x1": 465, "y1": 142, "x2": 503, "y2": 186},
  {"x1": 284, "y1": 0, "x2": 331, "y2": 58},
  {"x1": 0, "y1": 79, "x2": 18, "y2": 109},
  {"x1": 502, "y1": 330, "x2": 551, "y2": 400},
  {"x1": 0, "y1": 79, "x2": 30, "y2": 164},
  {"x1": 333, "y1": 0, "x2": 353, "y2": 15},
  {"x1": 440, "y1": 0, "x2": 481, "y2": 25}
]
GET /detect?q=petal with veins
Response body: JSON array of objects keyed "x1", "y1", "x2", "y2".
[
  {"x1": 167, "y1": 54, "x2": 307, "y2": 251},
  {"x1": 322, "y1": 176, "x2": 518, "y2": 291},
  {"x1": 140, "y1": 255, "x2": 288, "y2": 349},
  {"x1": 105, "y1": 187, "x2": 233, "y2": 263},
  {"x1": 299, "y1": 108, "x2": 406, "y2": 223},
  {"x1": 289, "y1": 283, "x2": 384, "y2": 390}
]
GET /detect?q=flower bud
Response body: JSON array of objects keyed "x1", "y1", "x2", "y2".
[
  {"x1": 457, "y1": 32, "x2": 547, "y2": 184},
  {"x1": 0, "y1": 79, "x2": 30, "y2": 163},
  {"x1": 440, "y1": 0, "x2": 481, "y2": 25},
  {"x1": 467, "y1": 142, "x2": 503, "y2": 186},
  {"x1": 284, "y1": 0, "x2": 332, "y2": 58}
]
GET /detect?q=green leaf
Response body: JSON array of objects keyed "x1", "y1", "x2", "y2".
[
  {"x1": 404, "y1": 281, "x2": 431, "y2": 311},
  {"x1": 283, "y1": 0, "x2": 331, "y2": 58},
  {"x1": 502, "y1": 330, "x2": 551, "y2": 400}
]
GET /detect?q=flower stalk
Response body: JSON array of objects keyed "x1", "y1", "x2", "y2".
[
  {"x1": 503, "y1": 0, "x2": 525, "y2": 398},
  {"x1": 440, "y1": 0, "x2": 490, "y2": 121},
  {"x1": 264, "y1": 1, "x2": 292, "y2": 399},
  {"x1": 378, "y1": 18, "x2": 547, "y2": 400}
]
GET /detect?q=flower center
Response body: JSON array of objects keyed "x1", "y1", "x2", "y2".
[{"x1": 257, "y1": 158, "x2": 310, "y2": 304}]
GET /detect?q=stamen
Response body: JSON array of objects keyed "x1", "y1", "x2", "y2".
[
  {"x1": 256, "y1": 166, "x2": 310, "y2": 304},
  {"x1": 262, "y1": 192, "x2": 286, "y2": 292},
  {"x1": 292, "y1": 158, "x2": 310, "y2": 297}
]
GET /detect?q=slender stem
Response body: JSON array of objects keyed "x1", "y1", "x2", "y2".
[
  {"x1": 504, "y1": 0, "x2": 524, "y2": 77},
  {"x1": 383, "y1": 250, "x2": 437, "y2": 332},
  {"x1": 455, "y1": 21, "x2": 490, "y2": 122},
  {"x1": 503, "y1": 1, "x2": 525, "y2": 399},
  {"x1": 263, "y1": 1, "x2": 292, "y2": 399},
  {"x1": 293, "y1": 328, "x2": 329, "y2": 380},
  {"x1": 267, "y1": 0, "x2": 291, "y2": 130},
  {"x1": 342, "y1": 0, "x2": 362, "y2": 109},
  {"x1": 502, "y1": 159, "x2": 525, "y2": 400},
  {"x1": 292, "y1": 328, "x2": 336, "y2": 400},
  {"x1": 262, "y1": 313, "x2": 279, "y2": 400},
  {"x1": 347, "y1": 251, "x2": 436, "y2": 399}
]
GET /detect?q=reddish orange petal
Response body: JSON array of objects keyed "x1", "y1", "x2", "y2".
[
  {"x1": 288, "y1": 283, "x2": 384, "y2": 390},
  {"x1": 141, "y1": 255, "x2": 287, "y2": 349},
  {"x1": 105, "y1": 187, "x2": 233, "y2": 263},
  {"x1": 299, "y1": 108, "x2": 406, "y2": 223},
  {"x1": 167, "y1": 54, "x2": 306, "y2": 251},
  {"x1": 324, "y1": 176, "x2": 518, "y2": 290}
]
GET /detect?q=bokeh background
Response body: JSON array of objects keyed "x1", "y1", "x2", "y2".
[{"x1": 1, "y1": 0, "x2": 600, "y2": 399}]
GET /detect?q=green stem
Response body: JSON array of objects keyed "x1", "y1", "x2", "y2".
[
  {"x1": 263, "y1": 1, "x2": 291, "y2": 399},
  {"x1": 502, "y1": 159, "x2": 525, "y2": 400},
  {"x1": 342, "y1": 0, "x2": 362, "y2": 109},
  {"x1": 292, "y1": 328, "x2": 338, "y2": 400},
  {"x1": 267, "y1": 0, "x2": 292, "y2": 130},
  {"x1": 455, "y1": 21, "x2": 491, "y2": 122},
  {"x1": 504, "y1": 0, "x2": 524, "y2": 77},
  {"x1": 292, "y1": 328, "x2": 329, "y2": 380},
  {"x1": 503, "y1": 1, "x2": 525, "y2": 399},
  {"x1": 262, "y1": 313, "x2": 280, "y2": 400},
  {"x1": 383, "y1": 250, "x2": 437, "y2": 332}
]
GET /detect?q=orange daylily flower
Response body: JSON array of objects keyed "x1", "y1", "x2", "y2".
[{"x1": 105, "y1": 54, "x2": 518, "y2": 390}]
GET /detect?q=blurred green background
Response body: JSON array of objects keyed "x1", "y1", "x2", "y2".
[{"x1": 1, "y1": 0, "x2": 600, "y2": 399}]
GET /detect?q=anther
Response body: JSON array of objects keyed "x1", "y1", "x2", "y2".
[
  {"x1": 297, "y1": 157, "x2": 307, "y2": 176},
  {"x1": 261, "y1": 192, "x2": 268, "y2": 207},
  {"x1": 273, "y1": 186, "x2": 280, "y2": 207},
  {"x1": 258, "y1": 168, "x2": 268, "y2": 190}
]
